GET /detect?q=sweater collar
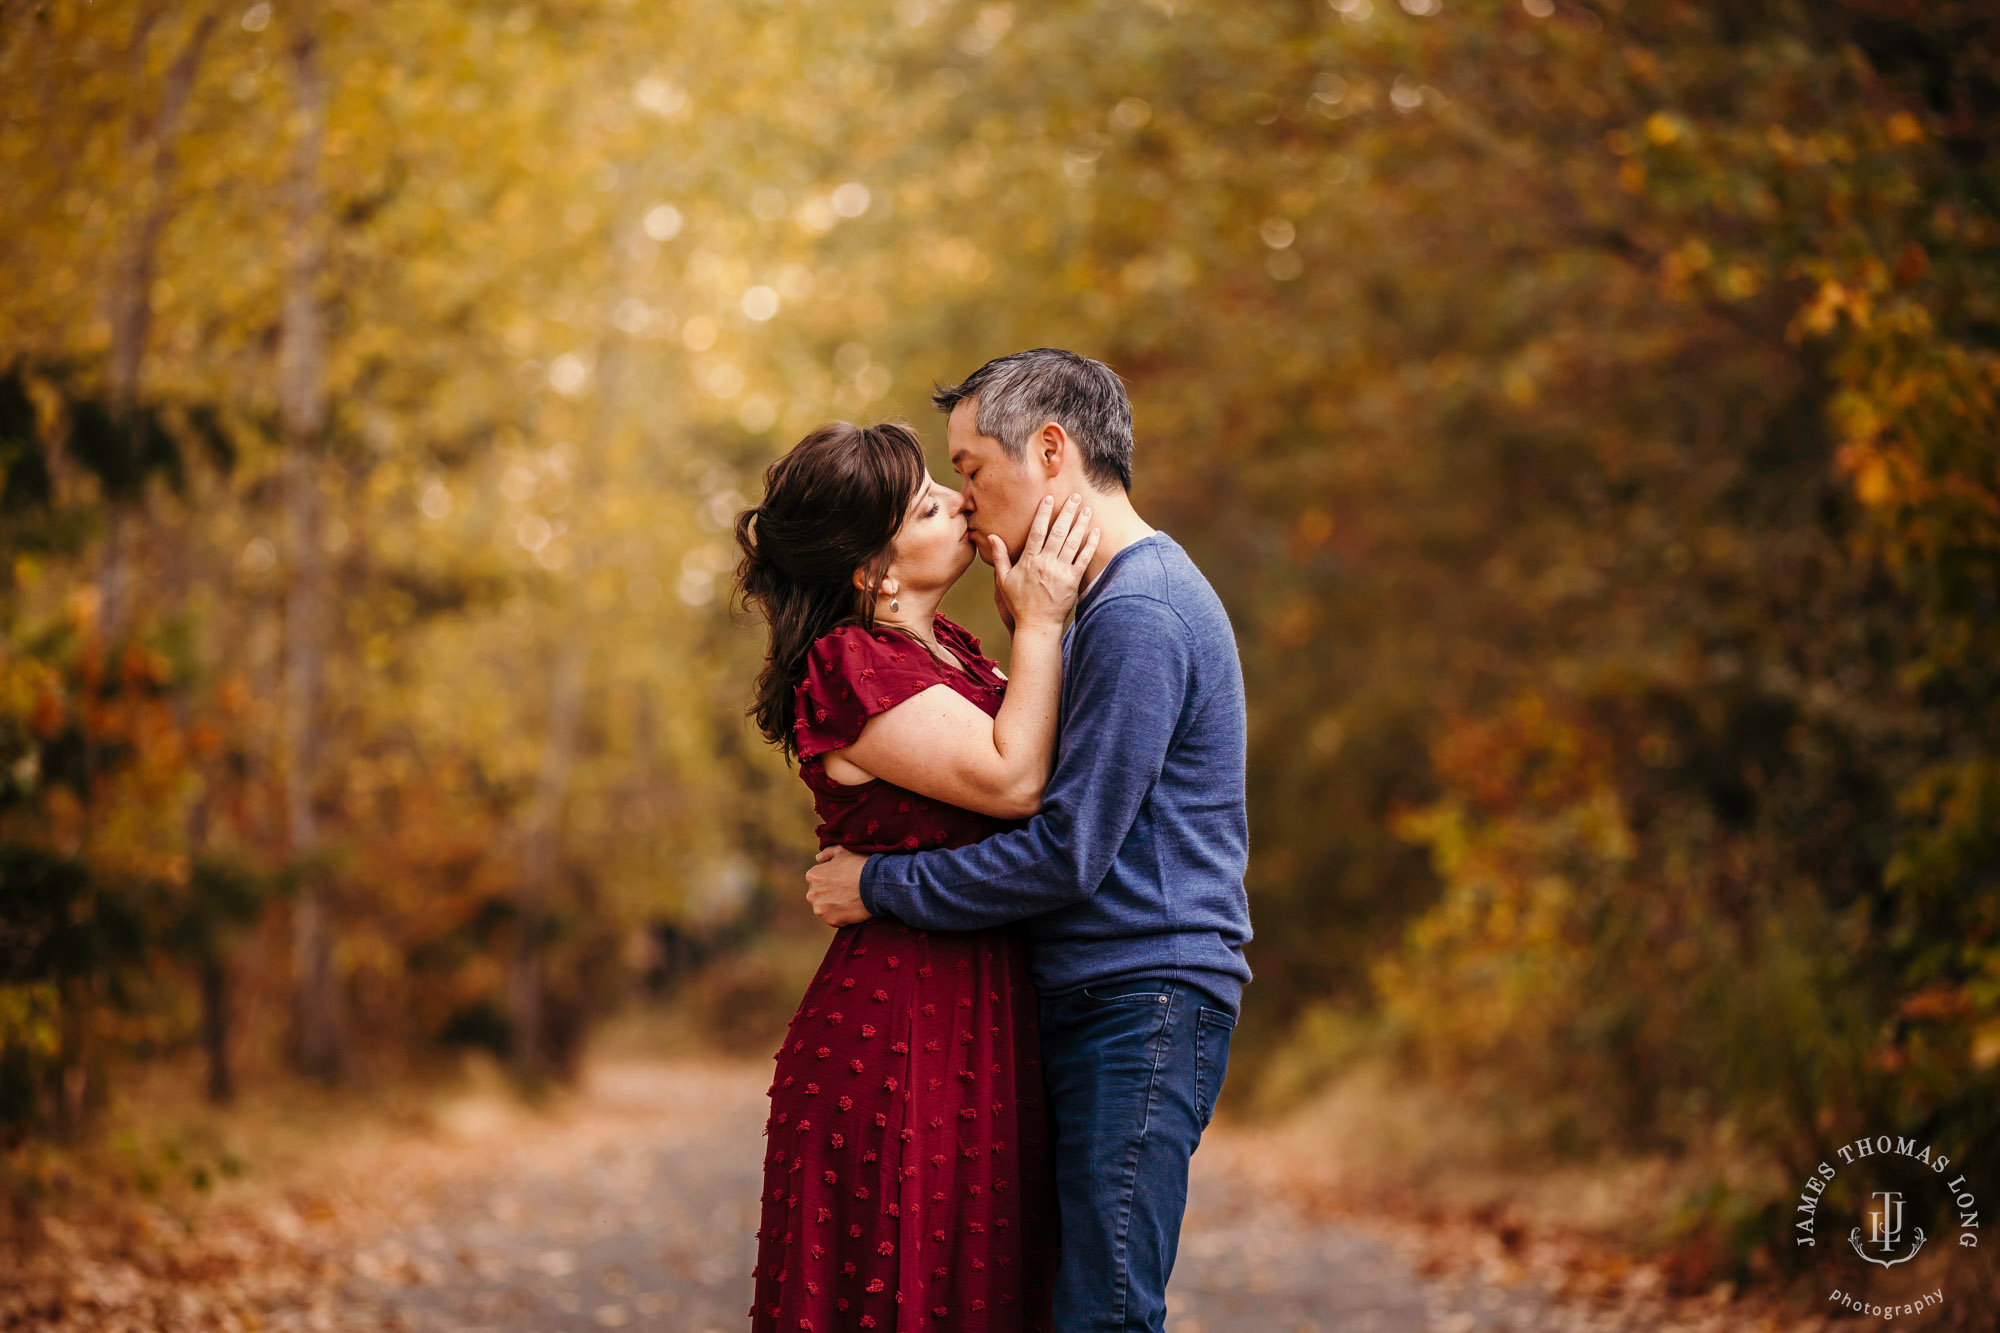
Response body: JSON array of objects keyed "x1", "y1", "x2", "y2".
[{"x1": 1078, "y1": 530, "x2": 1170, "y2": 612}]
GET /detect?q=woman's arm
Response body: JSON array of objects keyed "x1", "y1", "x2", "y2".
[{"x1": 828, "y1": 494, "x2": 1096, "y2": 819}]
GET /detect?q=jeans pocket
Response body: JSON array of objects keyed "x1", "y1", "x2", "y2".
[
  {"x1": 1079, "y1": 982, "x2": 1172, "y2": 1006},
  {"x1": 1194, "y1": 1006, "x2": 1236, "y2": 1131}
]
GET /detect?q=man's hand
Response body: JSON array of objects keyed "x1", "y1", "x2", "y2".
[{"x1": 806, "y1": 846, "x2": 873, "y2": 927}]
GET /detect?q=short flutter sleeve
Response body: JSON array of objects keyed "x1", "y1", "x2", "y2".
[{"x1": 793, "y1": 626, "x2": 944, "y2": 762}]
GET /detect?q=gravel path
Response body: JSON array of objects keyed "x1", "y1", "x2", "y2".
[{"x1": 332, "y1": 1061, "x2": 1559, "y2": 1333}]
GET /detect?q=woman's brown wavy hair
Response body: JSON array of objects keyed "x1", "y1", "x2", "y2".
[{"x1": 733, "y1": 421, "x2": 928, "y2": 762}]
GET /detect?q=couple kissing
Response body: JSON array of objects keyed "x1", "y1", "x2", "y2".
[{"x1": 733, "y1": 347, "x2": 1252, "y2": 1332}]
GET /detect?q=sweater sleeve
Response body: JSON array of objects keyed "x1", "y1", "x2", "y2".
[{"x1": 859, "y1": 593, "x2": 1190, "y2": 930}]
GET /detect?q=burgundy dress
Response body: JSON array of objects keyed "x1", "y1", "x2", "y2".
[{"x1": 749, "y1": 616, "x2": 1056, "y2": 1333}]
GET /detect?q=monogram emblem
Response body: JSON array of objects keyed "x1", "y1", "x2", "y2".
[{"x1": 1848, "y1": 1190, "x2": 1926, "y2": 1268}]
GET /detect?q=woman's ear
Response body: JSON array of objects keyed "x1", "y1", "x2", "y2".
[{"x1": 852, "y1": 565, "x2": 898, "y2": 598}]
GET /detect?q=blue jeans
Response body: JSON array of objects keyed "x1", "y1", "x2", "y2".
[{"x1": 1038, "y1": 978, "x2": 1236, "y2": 1332}]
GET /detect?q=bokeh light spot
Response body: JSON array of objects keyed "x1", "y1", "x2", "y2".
[
  {"x1": 419, "y1": 482, "x2": 452, "y2": 521},
  {"x1": 1110, "y1": 98, "x2": 1152, "y2": 131},
  {"x1": 959, "y1": 5, "x2": 1015, "y2": 56},
  {"x1": 633, "y1": 75, "x2": 687, "y2": 116},
  {"x1": 681, "y1": 316, "x2": 718, "y2": 351},
  {"x1": 643, "y1": 204, "x2": 684, "y2": 241},
  {"x1": 831, "y1": 183, "x2": 872, "y2": 218},
  {"x1": 517, "y1": 515, "x2": 553, "y2": 552},
  {"x1": 613, "y1": 298, "x2": 651, "y2": 335},
  {"x1": 548, "y1": 353, "x2": 590, "y2": 396},
  {"x1": 798, "y1": 197, "x2": 838, "y2": 232}
]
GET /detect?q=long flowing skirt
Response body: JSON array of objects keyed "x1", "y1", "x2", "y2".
[{"x1": 749, "y1": 920, "x2": 1056, "y2": 1332}]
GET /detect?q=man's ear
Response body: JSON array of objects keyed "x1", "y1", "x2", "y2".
[{"x1": 1038, "y1": 422, "x2": 1070, "y2": 479}]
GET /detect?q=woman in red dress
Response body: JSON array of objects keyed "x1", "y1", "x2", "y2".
[{"x1": 732, "y1": 421, "x2": 1098, "y2": 1332}]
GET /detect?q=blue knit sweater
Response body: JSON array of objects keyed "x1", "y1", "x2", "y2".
[{"x1": 859, "y1": 532, "x2": 1253, "y2": 1013}]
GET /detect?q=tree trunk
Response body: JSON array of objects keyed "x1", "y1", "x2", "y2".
[
  {"x1": 508, "y1": 637, "x2": 586, "y2": 1079},
  {"x1": 279, "y1": 13, "x2": 343, "y2": 1083},
  {"x1": 200, "y1": 954, "x2": 233, "y2": 1103},
  {"x1": 107, "y1": 8, "x2": 217, "y2": 413},
  {"x1": 100, "y1": 7, "x2": 219, "y2": 638}
]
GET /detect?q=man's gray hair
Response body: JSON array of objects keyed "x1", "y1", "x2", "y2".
[{"x1": 932, "y1": 348, "x2": 1134, "y2": 491}]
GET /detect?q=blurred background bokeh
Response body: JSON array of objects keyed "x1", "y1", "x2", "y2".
[{"x1": 3, "y1": 0, "x2": 1996, "y2": 1305}]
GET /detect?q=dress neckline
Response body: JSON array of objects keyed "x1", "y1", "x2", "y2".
[
  {"x1": 931, "y1": 618, "x2": 1000, "y2": 691},
  {"x1": 878, "y1": 616, "x2": 994, "y2": 691}
]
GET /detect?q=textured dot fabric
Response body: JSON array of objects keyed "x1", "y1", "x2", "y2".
[
  {"x1": 750, "y1": 617, "x2": 1057, "y2": 1332},
  {"x1": 792, "y1": 619, "x2": 1011, "y2": 856}
]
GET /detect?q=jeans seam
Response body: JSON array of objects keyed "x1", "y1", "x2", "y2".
[
  {"x1": 1196, "y1": 1018, "x2": 1208, "y2": 1130},
  {"x1": 1109, "y1": 987, "x2": 1176, "y2": 1328},
  {"x1": 1195, "y1": 1007, "x2": 1233, "y2": 1129}
]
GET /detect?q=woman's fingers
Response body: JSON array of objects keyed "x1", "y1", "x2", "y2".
[
  {"x1": 1058, "y1": 505, "x2": 1093, "y2": 563},
  {"x1": 989, "y1": 532, "x2": 1012, "y2": 580},
  {"x1": 1039, "y1": 492, "x2": 1083, "y2": 555},
  {"x1": 1022, "y1": 494, "x2": 1056, "y2": 555},
  {"x1": 1003, "y1": 494, "x2": 1095, "y2": 625}
]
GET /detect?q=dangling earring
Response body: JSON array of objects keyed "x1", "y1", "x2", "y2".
[{"x1": 889, "y1": 595, "x2": 900, "y2": 613}]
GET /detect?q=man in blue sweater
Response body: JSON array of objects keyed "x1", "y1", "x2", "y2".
[{"x1": 805, "y1": 348, "x2": 1252, "y2": 1332}]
